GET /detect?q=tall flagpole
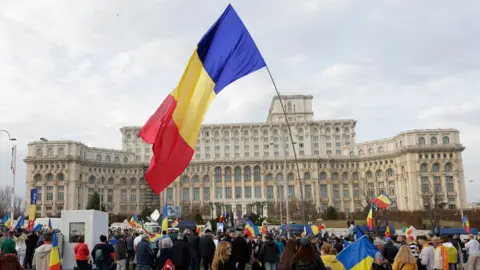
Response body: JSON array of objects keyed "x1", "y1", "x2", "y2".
[
  {"x1": 265, "y1": 66, "x2": 307, "y2": 233},
  {"x1": 11, "y1": 145, "x2": 16, "y2": 231}
]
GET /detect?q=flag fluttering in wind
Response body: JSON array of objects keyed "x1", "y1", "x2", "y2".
[
  {"x1": 367, "y1": 204, "x2": 373, "y2": 231},
  {"x1": 463, "y1": 215, "x2": 471, "y2": 234},
  {"x1": 1, "y1": 213, "x2": 11, "y2": 229},
  {"x1": 244, "y1": 220, "x2": 260, "y2": 237},
  {"x1": 33, "y1": 224, "x2": 43, "y2": 232},
  {"x1": 385, "y1": 220, "x2": 391, "y2": 238},
  {"x1": 15, "y1": 216, "x2": 25, "y2": 229},
  {"x1": 49, "y1": 231, "x2": 61, "y2": 270},
  {"x1": 171, "y1": 218, "x2": 179, "y2": 228},
  {"x1": 28, "y1": 188, "x2": 38, "y2": 231},
  {"x1": 402, "y1": 226, "x2": 413, "y2": 236},
  {"x1": 306, "y1": 224, "x2": 325, "y2": 236},
  {"x1": 130, "y1": 214, "x2": 140, "y2": 228},
  {"x1": 354, "y1": 226, "x2": 364, "y2": 239},
  {"x1": 336, "y1": 236, "x2": 379, "y2": 270},
  {"x1": 371, "y1": 193, "x2": 394, "y2": 209},
  {"x1": 161, "y1": 201, "x2": 169, "y2": 233},
  {"x1": 138, "y1": 4, "x2": 266, "y2": 194}
]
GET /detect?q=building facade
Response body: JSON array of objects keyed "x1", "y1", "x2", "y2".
[{"x1": 24, "y1": 95, "x2": 468, "y2": 219}]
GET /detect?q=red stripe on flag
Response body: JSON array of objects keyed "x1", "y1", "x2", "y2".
[{"x1": 140, "y1": 95, "x2": 194, "y2": 195}]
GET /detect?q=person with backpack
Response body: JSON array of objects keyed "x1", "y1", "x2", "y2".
[{"x1": 91, "y1": 234, "x2": 115, "y2": 270}]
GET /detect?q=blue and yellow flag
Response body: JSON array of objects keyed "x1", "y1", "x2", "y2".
[
  {"x1": 161, "y1": 200, "x2": 169, "y2": 233},
  {"x1": 336, "y1": 236, "x2": 378, "y2": 270},
  {"x1": 15, "y1": 216, "x2": 25, "y2": 229},
  {"x1": 33, "y1": 224, "x2": 43, "y2": 232},
  {"x1": 1, "y1": 213, "x2": 11, "y2": 228}
]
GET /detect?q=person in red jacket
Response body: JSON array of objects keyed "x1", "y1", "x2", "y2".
[{"x1": 74, "y1": 235, "x2": 91, "y2": 270}]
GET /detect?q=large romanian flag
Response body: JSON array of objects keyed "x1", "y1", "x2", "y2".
[
  {"x1": 336, "y1": 236, "x2": 378, "y2": 270},
  {"x1": 139, "y1": 4, "x2": 266, "y2": 194},
  {"x1": 244, "y1": 220, "x2": 260, "y2": 237},
  {"x1": 371, "y1": 193, "x2": 394, "y2": 209},
  {"x1": 49, "y1": 231, "x2": 61, "y2": 270}
]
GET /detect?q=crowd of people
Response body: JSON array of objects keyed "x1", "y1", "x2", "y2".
[{"x1": 1, "y1": 226, "x2": 480, "y2": 270}]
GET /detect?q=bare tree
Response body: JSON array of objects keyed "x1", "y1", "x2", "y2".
[
  {"x1": 0, "y1": 186, "x2": 25, "y2": 218},
  {"x1": 418, "y1": 177, "x2": 447, "y2": 234}
]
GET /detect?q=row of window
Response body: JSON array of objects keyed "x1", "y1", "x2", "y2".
[
  {"x1": 419, "y1": 136, "x2": 450, "y2": 145},
  {"x1": 200, "y1": 126, "x2": 351, "y2": 138},
  {"x1": 420, "y1": 163, "x2": 453, "y2": 173},
  {"x1": 35, "y1": 186, "x2": 64, "y2": 201}
]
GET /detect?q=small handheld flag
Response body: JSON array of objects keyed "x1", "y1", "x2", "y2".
[
  {"x1": 15, "y1": 216, "x2": 25, "y2": 229},
  {"x1": 1, "y1": 213, "x2": 11, "y2": 229},
  {"x1": 463, "y1": 215, "x2": 471, "y2": 234},
  {"x1": 385, "y1": 220, "x2": 391, "y2": 238},
  {"x1": 130, "y1": 214, "x2": 139, "y2": 228},
  {"x1": 48, "y1": 218, "x2": 53, "y2": 231},
  {"x1": 49, "y1": 231, "x2": 61, "y2": 270},
  {"x1": 161, "y1": 201, "x2": 169, "y2": 233},
  {"x1": 367, "y1": 204, "x2": 373, "y2": 231},
  {"x1": 171, "y1": 218, "x2": 179, "y2": 228}
]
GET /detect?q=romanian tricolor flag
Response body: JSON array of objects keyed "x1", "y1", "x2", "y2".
[
  {"x1": 161, "y1": 201, "x2": 169, "y2": 233},
  {"x1": 49, "y1": 231, "x2": 61, "y2": 270},
  {"x1": 149, "y1": 234, "x2": 162, "y2": 243},
  {"x1": 15, "y1": 216, "x2": 25, "y2": 229},
  {"x1": 261, "y1": 225, "x2": 267, "y2": 235},
  {"x1": 371, "y1": 193, "x2": 394, "y2": 209},
  {"x1": 402, "y1": 226, "x2": 412, "y2": 235},
  {"x1": 138, "y1": 4, "x2": 266, "y2": 194},
  {"x1": 28, "y1": 188, "x2": 38, "y2": 231},
  {"x1": 219, "y1": 212, "x2": 226, "y2": 223},
  {"x1": 336, "y1": 236, "x2": 378, "y2": 270},
  {"x1": 463, "y1": 216, "x2": 471, "y2": 234},
  {"x1": 244, "y1": 220, "x2": 260, "y2": 238},
  {"x1": 1, "y1": 213, "x2": 11, "y2": 229},
  {"x1": 385, "y1": 220, "x2": 391, "y2": 238},
  {"x1": 171, "y1": 218, "x2": 179, "y2": 228},
  {"x1": 306, "y1": 224, "x2": 325, "y2": 236},
  {"x1": 367, "y1": 204, "x2": 373, "y2": 231},
  {"x1": 130, "y1": 214, "x2": 139, "y2": 228},
  {"x1": 197, "y1": 226, "x2": 204, "y2": 236}
]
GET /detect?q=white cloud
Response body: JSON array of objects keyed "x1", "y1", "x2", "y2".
[{"x1": 0, "y1": 0, "x2": 479, "y2": 203}]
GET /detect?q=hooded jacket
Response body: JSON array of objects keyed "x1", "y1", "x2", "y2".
[
  {"x1": 321, "y1": 254, "x2": 345, "y2": 270},
  {"x1": 33, "y1": 243, "x2": 53, "y2": 270},
  {"x1": 259, "y1": 240, "x2": 279, "y2": 263}
]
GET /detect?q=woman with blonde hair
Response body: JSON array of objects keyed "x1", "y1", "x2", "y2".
[
  {"x1": 392, "y1": 245, "x2": 418, "y2": 270},
  {"x1": 320, "y1": 243, "x2": 345, "y2": 270},
  {"x1": 212, "y1": 241, "x2": 233, "y2": 270}
]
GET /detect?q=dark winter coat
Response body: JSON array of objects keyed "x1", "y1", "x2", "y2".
[{"x1": 232, "y1": 237, "x2": 251, "y2": 264}]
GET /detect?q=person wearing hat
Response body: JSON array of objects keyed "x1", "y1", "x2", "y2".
[
  {"x1": 91, "y1": 234, "x2": 115, "y2": 270},
  {"x1": 135, "y1": 234, "x2": 154, "y2": 270}
]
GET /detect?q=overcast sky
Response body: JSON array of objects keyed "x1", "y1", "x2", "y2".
[{"x1": 1, "y1": 0, "x2": 479, "y2": 203}]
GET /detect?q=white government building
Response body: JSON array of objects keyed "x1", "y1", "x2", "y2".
[{"x1": 24, "y1": 95, "x2": 468, "y2": 219}]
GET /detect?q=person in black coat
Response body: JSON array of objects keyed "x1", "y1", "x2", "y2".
[
  {"x1": 200, "y1": 230, "x2": 216, "y2": 270},
  {"x1": 171, "y1": 233, "x2": 191, "y2": 270},
  {"x1": 231, "y1": 231, "x2": 250, "y2": 270},
  {"x1": 24, "y1": 231, "x2": 39, "y2": 269},
  {"x1": 382, "y1": 238, "x2": 398, "y2": 264},
  {"x1": 259, "y1": 235, "x2": 279, "y2": 269},
  {"x1": 188, "y1": 231, "x2": 201, "y2": 270}
]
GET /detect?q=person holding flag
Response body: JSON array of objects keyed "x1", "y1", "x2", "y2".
[{"x1": 32, "y1": 231, "x2": 54, "y2": 270}]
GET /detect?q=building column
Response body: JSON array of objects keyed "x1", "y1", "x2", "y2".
[
  {"x1": 41, "y1": 183, "x2": 46, "y2": 217},
  {"x1": 314, "y1": 182, "x2": 320, "y2": 208},
  {"x1": 136, "y1": 188, "x2": 141, "y2": 213}
]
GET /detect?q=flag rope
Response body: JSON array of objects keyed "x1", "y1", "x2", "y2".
[{"x1": 265, "y1": 65, "x2": 307, "y2": 231}]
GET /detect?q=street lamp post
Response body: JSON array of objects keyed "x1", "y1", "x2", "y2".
[{"x1": 0, "y1": 130, "x2": 17, "y2": 231}]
